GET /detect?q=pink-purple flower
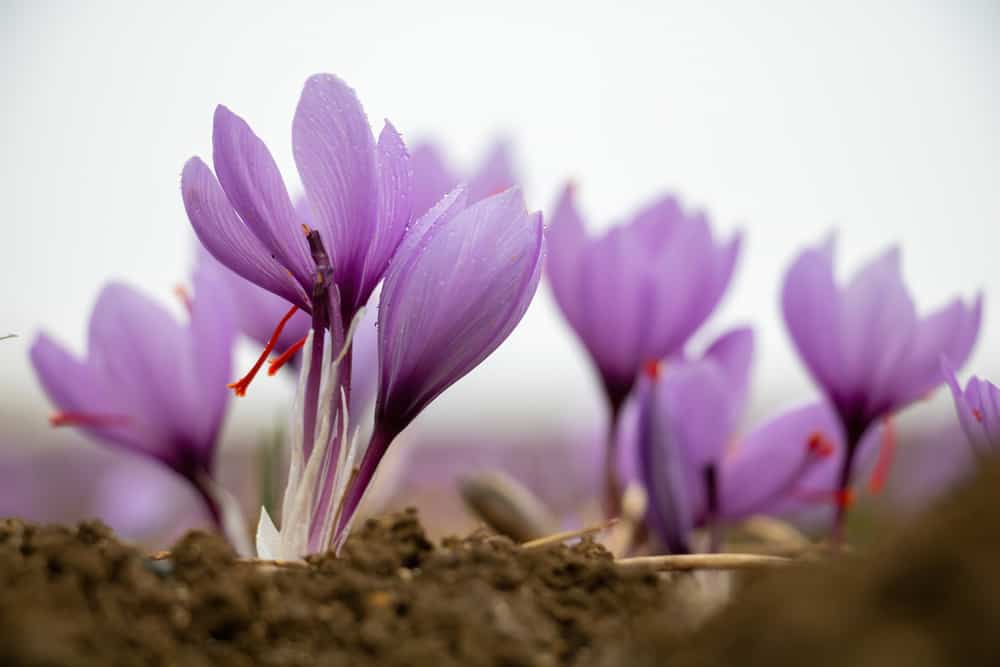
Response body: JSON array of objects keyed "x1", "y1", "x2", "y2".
[
  {"x1": 631, "y1": 345, "x2": 838, "y2": 554},
  {"x1": 943, "y1": 362, "x2": 1000, "y2": 457},
  {"x1": 331, "y1": 186, "x2": 545, "y2": 544},
  {"x1": 409, "y1": 140, "x2": 516, "y2": 218},
  {"x1": 547, "y1": 184, "x2": 741, "y2": 512},
  {"x1": 782, "y1": 237, "x2": 981, "y2": 537},
  {"x1": 29, "y1": 261, "x2": 237, "y2": 536}
]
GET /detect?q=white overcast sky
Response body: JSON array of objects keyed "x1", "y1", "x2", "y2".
[{"x1": 3, "y1": 1, "x2": 998, "y2": 445}]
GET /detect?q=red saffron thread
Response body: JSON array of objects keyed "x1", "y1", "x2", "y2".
[
  {"x1": 228, "y1": 305, "x2": 299, "y2": 396},
  {"x1": 268, "y1": 334, "x2": 308, "y2": 376},
  {"x1": 174, "y1": 284, "x2": 193, "y2": 315},
  {"x1": 50, "y1": 412, "x2": 131, "y2": 428},
  {"x1": 868, "y1": 417, "x2": 896, "y2": 495}
]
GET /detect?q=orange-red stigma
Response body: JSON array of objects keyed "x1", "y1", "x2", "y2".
[
  {"x1": 868, "y1": 417, "x2": 896, "y2": 495},
  {"x1": 835, "y1": 488, "x2": 855, "y2": 509},
  {"x1": 973, "y1": 408, "x2": 984, "y2": 423},
  {"x1": 227, "y1": 305, "x2": 299, "y2": 396},
  {"x1": 50, "y1": 411, "x2": 131, "y2": 428},
  {"x1": 806, "y1": 431, "x2": 834, "y2": 458},
  {"x1": 174, "y1": 284, "x2": 193, "y2": 315},
  {"x1": 642, "y1": 359, "x2": 662, "y2": 379},
  {"x1": 267, "y1": 334, "x2": 308, "y2": 376}
]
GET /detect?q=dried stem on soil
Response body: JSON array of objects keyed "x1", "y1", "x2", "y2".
[
  {"x1": 519, "y1": 519, "x2": 619, "y2": 549},
  {"x1": 616, "y1": 553, "x2": 792, "y2": 571}
]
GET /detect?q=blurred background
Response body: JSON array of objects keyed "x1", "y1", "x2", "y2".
[{"x1": 3, "y1": 1, "x2": 998, "y2": 544}]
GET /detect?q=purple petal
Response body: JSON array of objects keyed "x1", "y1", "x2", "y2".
[
  {"x1": 781, "y1": 238, "x2": 845, "y2": 402},
  {"x1": 212, "y1": 106, "x2": 314, "y2": 291},
  {"x1": 186, "y1": 259, "x2": 237, "y2": 462},
  {"x1": 659, "y1": 359, "x2": 740, "y2": 470},
  {"x1": 893, "y1": 295, "x2": 983, "y2": 407},
  {"x1": 182, "y1": 158, "x2": 310, "y2": 310},
  {"x1": 968, "y1": 376, "x2": 1000, "y2": 451},
  {"x1": 839, "y1": 247, "x2": 918, "y2": 417},
  {"x1": 29, "y1": 333, "x2": 147, "y2": 454},
  {"x1": 719, "y1": 402, "x2": 842, "y2": 520},
  {"x1": 352, "y1": 121, "x2": 412, "y2": 310},
  {"x1": 377, "y1": 188, "x2": 545, "y2": 429},
  {"x1": 945, "y1": 361, "x2": 1000, "y2": 455},
  {"x1": 409, "y1": 142, "x2": 458, "y2": 219},
  {"x1": 545, "y1": 184, "x2": 589, "y2": 345},
  {"x1": 703, "y1": 326, "x2": 755, "y2": 416},
  {"x1": 292, "y1": 74, "x2": 380, "y2": 309},
  {"x1": 636, "y1": 380, "x2": 695, "y2": 554},
  {"x1": 465, "y1": 141, "x2": 516, "y2": 203}
]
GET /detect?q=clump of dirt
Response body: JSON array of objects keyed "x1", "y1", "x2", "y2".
[
  {"x1": 588, "y1": 461, "x2": 1000, "y2": 667},
  {"x1": 0, "y1": 508, "x2": 682, "y2": 666}
]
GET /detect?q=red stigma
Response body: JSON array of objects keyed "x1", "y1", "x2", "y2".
[
  {"x1": 973, "y1": 408, "x2": 984, "y2": 423},
  {"x1": 174, "y1": 284, "x2": 193, "y2": 315},
  {"x1": 228, "y1": 305, "x2": 299, "y2": 397},
  {"x1": 807, "y1": 431, "x2": 834, "y2": 458},
  {"x1": 835, "y1": 488, "x2": 855, "y2": 509},
  {"x1": 50, "y1": 412, "x2": 131, "y2": 428},
  {"x1": 642, "y1": 360, "x2": 662, "y2": 379},
  {"x1": 868, "y1": 417, "x2": 896, "y2": 495},
  {"x1": 267, "y1": 334, "x2": 308, "y2": 376}
]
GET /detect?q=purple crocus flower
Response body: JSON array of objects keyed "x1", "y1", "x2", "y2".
[
  {"x1": 409, "y1": 140, "x2": 516, "y2": 218},
  {"x1": 943, "y1": 361, "x2": 1000, "y2": 456},
  {"x1": 633, "y1": 357, "x2": 838, "y2": 554},
  {"x1": 547, "y1": 184, "x2": 741, "y2": 513},
  {"x1": 29, "y1": 262, "x2": 240, "y2": 542},
  {"x1": 182, "y1": 73, "x2": 411, "y2": 466},
  {"x1": 782, "y1": 237, "x2": 981, "y2": 537},
  {"x1": 329, "y1": 186, "x2": 545, "y2": 547}
]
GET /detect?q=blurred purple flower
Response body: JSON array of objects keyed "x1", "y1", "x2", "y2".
[
  {"x1": 782, "y1": 237, "x2": 981, "y2": 537},
  {"x1": 943, "y1": 362, "x2": 1000, "y2": 456},
  {"x1": 547, "y1": 184, "x2": 741, "y2": 512},
  {"x1": 409, "y1": 141, "x2": 516, "y2": 218},
  {"x1": 634, "y1": 361, "x2": 838, "y2": 554},
  {"x1": 330, "y1": 186, "x2": 545, "y2": 545},
  {"x1": 29, "y1": 262, "x2": 237, "y2": 535}
]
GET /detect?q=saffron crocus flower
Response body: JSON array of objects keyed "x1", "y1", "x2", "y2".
[
  {"x1": 547, "y1": 184, "x2": 741, "y2": 513},
  {"x1": 182, "y1": 73, "x2": 411, "y2": 468},
  {"x1": 782, "y1": 237, "x2": 981, "y2": 537},
  {"x1": 633, "y1": 360, "x2": 838, "y2": 554},
  {"x1": 329, "y1": 186, "x2": 545, "y2": 547},
  {"x1": 409, "y1": 140, "x2": 516, "y2": 218},
  {"x1": 28, "y1": 264, "x2": 246, "y2": 549},
  {"x1": 258, "y1": 187, "x2": 544, "y2": 558},
  {"x1": 943, "y1": 361, "x2": 1000, "y2": 456}
]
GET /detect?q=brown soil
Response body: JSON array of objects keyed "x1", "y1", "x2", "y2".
[
  {"x1": 588, "y1": 460, "x2": 1000, "y2": 667},
  {"x1": 0, "y1": 509, "x2": 681, "y2": 667},
  {"x1": 3, "y1": 463, "x2": 1000, "y2": 666}
]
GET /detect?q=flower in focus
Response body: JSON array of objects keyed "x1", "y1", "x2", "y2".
[
  {"x1": 943, "y1": 361, "x2": 1000, "y2": 456},
  {"x1": 329, "y1": 186, "x2": 545, "y2": 546},
  {"x1": 782, "y1": 237, "x2": 981, "y2": 537},
  {"x1": 409, "y1": 140, "x2": 516, "y2": 218},
  {"x1": 183, "y1": 73, "x2": 410, "y2": 325},
  {"x1": 29, "y1": 262, "x2": 247, "y2": 549},
  {"x1": 546, "y1": 184, "x2": 741, "y2": 512}
]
